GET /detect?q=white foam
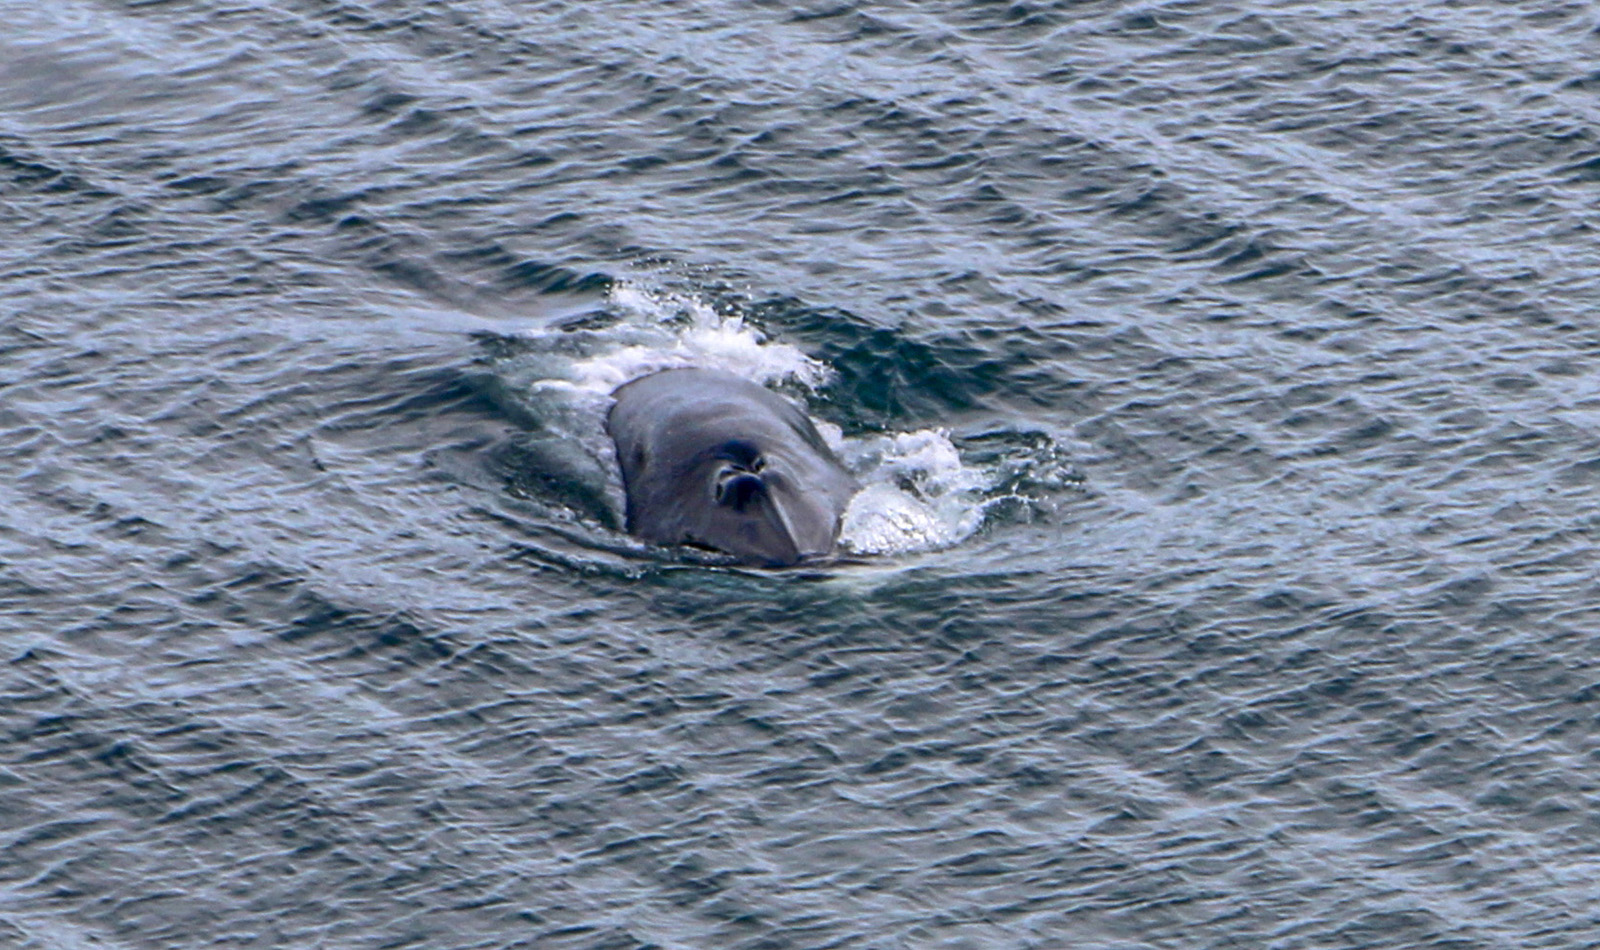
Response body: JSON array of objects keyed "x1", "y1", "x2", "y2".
[
  {"x1": 837, "y1": 428, "x2": 988, "y2": 556},
  {"x1": 535, "y1": 283, "x2": 830, "y2": 397}
]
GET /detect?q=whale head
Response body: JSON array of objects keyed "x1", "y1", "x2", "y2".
[{"x1": 607, "y1": 369, "x2": 859, "y2": 567}]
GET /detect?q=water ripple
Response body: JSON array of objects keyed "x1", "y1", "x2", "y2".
[{"x1": 3, "y1": 0, "x2": 1600, "y2": 947}]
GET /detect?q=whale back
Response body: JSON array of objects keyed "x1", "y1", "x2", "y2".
[{"x1": 606, "y1": 369, "x2": 858, "y2": 566}]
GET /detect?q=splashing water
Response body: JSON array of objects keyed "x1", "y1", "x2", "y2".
[
  {"x1": 838, "y1": 429, "x2": 989, "y2": 556},
  {"x1": 503, "y1": 282, "x2": 992, "y2": 560},
  {"x1": 543, "y1": 284, "x2": 832, "y2": 396}
]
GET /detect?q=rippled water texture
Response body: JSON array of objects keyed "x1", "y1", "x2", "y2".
[{"x1": 5, "y1": 1, "x2": 1600, "y2": 948}]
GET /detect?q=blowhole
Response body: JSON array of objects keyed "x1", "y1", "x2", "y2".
[{"x1": 715, "y1": 471, "x2": 765, "y2": 511}]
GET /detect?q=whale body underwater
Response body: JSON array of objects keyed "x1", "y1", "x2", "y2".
[{"x1": 606, "y1": 368, "x2": 859, "y2": 566}]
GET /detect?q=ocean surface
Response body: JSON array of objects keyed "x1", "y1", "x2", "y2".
[{"x1": 4, "y1": 1, "x2": 1600, "y2": 947}]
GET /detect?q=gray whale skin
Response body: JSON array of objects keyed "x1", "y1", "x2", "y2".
[{"x1": 606, "y1": 368, "x2": 859, "y2": 566}]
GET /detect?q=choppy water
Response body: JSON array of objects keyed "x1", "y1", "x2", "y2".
[{"x1": 5, "y1": 2, "x2": 1600, "y2": 948}]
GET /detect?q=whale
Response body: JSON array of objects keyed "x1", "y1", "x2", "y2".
[{"x1": 606, "y1": 368, "x2": 859, "y2": 566}]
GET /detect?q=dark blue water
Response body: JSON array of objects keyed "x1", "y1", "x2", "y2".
[{"x1": 4, "y1": 2, "x2": 1600, "y2": 948}]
